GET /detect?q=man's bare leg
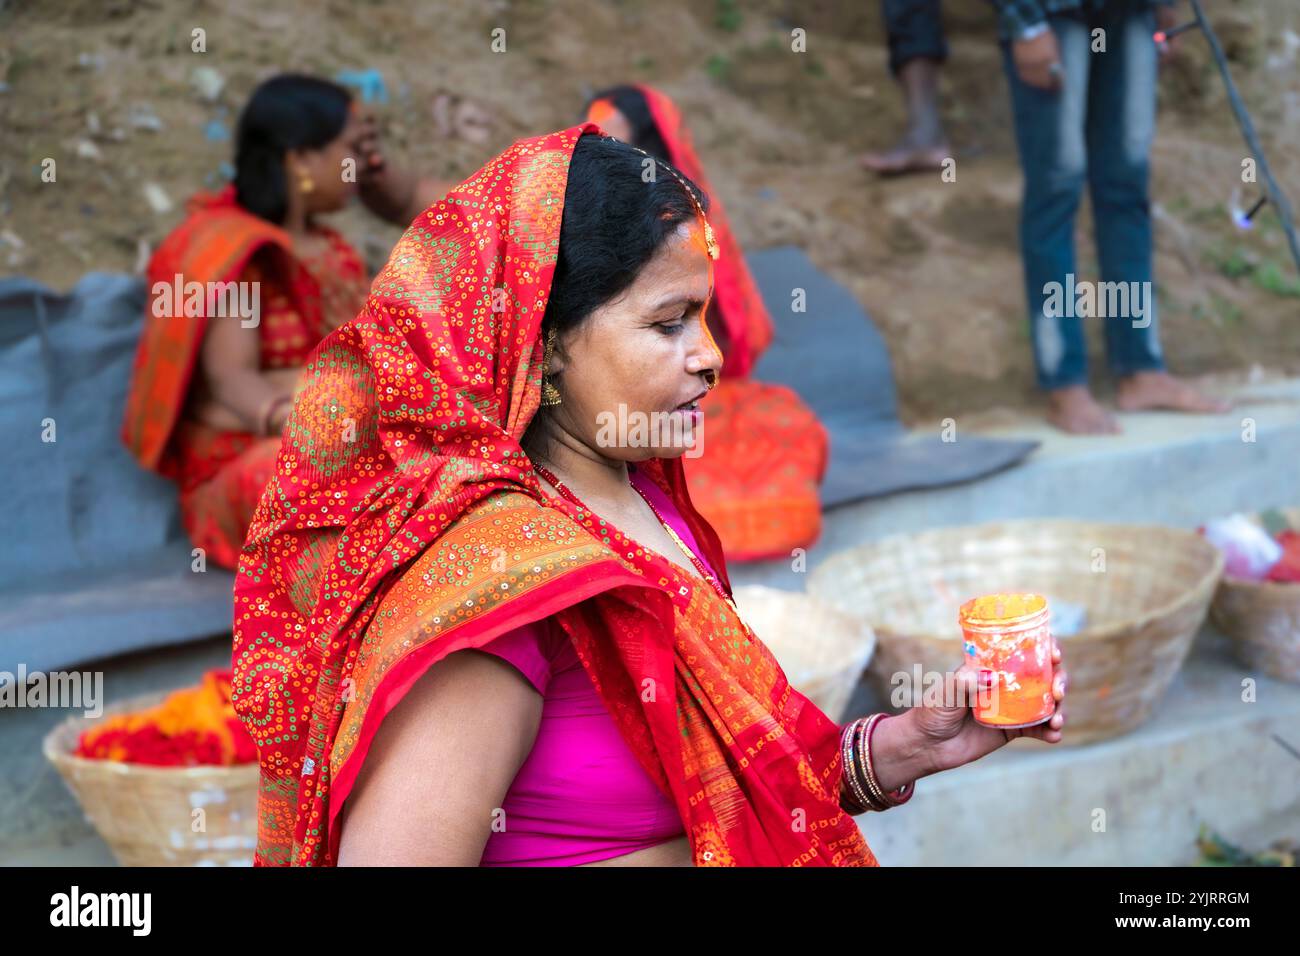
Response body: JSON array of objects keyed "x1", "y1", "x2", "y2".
[
  {"x1": 1046, "y1": 384, "x2": 1122, "y2": 434},
  {"x1": 861, "y1": 57, "x2": 951, "y2": 175}
]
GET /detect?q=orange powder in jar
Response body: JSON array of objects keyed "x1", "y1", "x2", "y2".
[{"x1": 958, "y1": 592, "x2": 1055, "y2": 729}]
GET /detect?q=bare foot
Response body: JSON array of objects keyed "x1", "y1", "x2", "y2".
[
  {"x1": 1045, "y1": 385, "x2": 1122, "y2": 435},
  {"x1": 866, "y1": 57, "x2": 950, "y2": 176},
  {"x1": 1115, "y1": 371, "x2": 1233, "y2": 415},
  {"x1": 860, "y1": 138, "x2": 951, "y2": 176}
]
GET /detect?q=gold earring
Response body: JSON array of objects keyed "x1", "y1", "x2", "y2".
[
  {"x1": 541, "y1": 325, "x2": 562, "y2": 406},
  {"x1": 297, "y1": 167, "x2": 315, "y2": 195}
]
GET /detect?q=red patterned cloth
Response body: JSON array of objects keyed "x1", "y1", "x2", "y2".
[{"x1": 231, "y1": 124, "x2": 877, "y2": 867}]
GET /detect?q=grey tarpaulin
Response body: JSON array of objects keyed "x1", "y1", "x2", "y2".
[
  {"x1": 0, "y1": 274, "x2": 234, "y2": 674},
  {"x1": 746, "y1": 246, "x2": 1038, "y2": 506}
]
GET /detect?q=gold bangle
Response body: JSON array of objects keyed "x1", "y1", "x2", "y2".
[
  {"x1": 857, "y1": 714, "x2": 891, "y2": 810},
  {"x1": 861, "y1": 713, "x2": 915, "y2": 810},
  {"x1": 840, "y1": 719, "x2": 874, "y2": 813}
]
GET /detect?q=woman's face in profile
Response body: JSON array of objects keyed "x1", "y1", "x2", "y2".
[
  {"x1": 549, "y1": 220, "x2": 722, "y2": 461},
  {"x1": 289, "y1": 108, "x2": 364, "y2": 214}
]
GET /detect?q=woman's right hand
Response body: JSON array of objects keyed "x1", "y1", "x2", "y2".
[
  {"x1": 351, "y1": 111, "x2": 456, "y2": 226},
  {"x1": 1012, "y1": 29, "x2": 1063, "y2": 91},
  {"x1": 351, "y1": 111, "x2": 418, "y2": 222}
]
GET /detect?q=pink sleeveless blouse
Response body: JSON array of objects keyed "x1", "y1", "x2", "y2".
[{"x1": 476, "y1": 463, "x2": 713, "y2": 866}]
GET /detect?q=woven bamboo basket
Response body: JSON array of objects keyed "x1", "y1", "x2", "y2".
[
  {"x1": 43, "y1": 690, "x2": 258, "y2": 866},
  {"x1": 806, "y1": 520, "x2": 1223, "y2": 745},
  {"x1": 732, "y1": 585, "x2": 876, "y2": 722},
  {"x1": 1209, "y1": 507, "x2": 1300, "y2": 684}
]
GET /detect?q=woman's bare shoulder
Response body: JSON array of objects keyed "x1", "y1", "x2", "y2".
[{"x1": 337, "y1": 648, "x2": 542, "y2": 866}]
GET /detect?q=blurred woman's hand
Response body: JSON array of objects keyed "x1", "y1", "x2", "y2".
[
  {"x1": 350, "y1": 110, "x2": 417, "y2": 222},
  {"x1": 350, "y1": 109, "x2": 459, "y2": 226}
]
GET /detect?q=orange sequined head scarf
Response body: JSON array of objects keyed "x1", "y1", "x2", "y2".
[
  {"x1": 231, "y1": 123, "x2": 876, "y2": 867},
  {"x1": 587, "y1": 84, "x2": 774, "y2": 378}
]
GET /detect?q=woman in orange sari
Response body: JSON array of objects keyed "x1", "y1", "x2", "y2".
[
  {"x1": 231, "y1": 124, "x2": 1068, "y2": 867},
  {"x1": 121, "y1": 74, "x2": 452, "y2": 568},
  {"x1": 586, "y1": 84, "x2": 828, "y2": 561}
]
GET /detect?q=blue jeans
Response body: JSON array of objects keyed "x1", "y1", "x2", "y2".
[{"x1": 1001, "y1": 1, "x2": 1167, "y2": 391}]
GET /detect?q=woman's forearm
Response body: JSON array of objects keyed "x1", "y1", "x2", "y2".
[
  {"x1": 852, "y1": 709, "x2": 938, "y2": 795},
  {"x1": 359, "y1": 164, "x2": 453, "y2": 227},
  {"x1": 198, "y1": 367, "x2": 300, "y2": 434}
]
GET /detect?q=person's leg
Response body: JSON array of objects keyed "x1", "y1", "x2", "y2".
[
  {"x1": 862, "y1": 0, "x2": 951, "y2": 174},
  {"x1": 1002, "y1": 15, "x2": 1116, "y2": 432},
  {"x1": 1086, "y1": 0, "x2": 1231, "y2": 414},
  {"x1": 883, "y1": 0, "x2": 948, "y2": 79},
  {"x1": 1086, "y1": 2, "x2": 1164, "y2": 374}
]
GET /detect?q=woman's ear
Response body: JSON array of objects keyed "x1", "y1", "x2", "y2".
[
  {"x1": 284, "y1": 149, "x2": 311, "y2": 194},
  {"x1": 547, "y1": 331, "x2": 568, "y2": 376}
]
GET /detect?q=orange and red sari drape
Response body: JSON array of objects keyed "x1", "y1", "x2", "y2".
[
  {"x1": 230, "y1": 124, "x2": 878, "y2": 867},
  {"x1": 120, "y1": 185, "x2": 367, "y2": 567},
  {"x1": 588, "y1": 86, "x2": 829, "y2": 561}
]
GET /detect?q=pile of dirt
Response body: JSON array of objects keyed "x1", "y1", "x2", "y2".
[{"x1": 1, "y1": 0, "x2": 1296, "y2": 421}]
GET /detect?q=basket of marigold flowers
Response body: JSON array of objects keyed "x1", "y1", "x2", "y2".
[{"x1": 43, "y1": 667, "x2": 259, "y2": 866}]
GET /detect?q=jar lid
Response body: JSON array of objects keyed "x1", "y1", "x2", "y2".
[{"x1": 958, "y1": 592, "x2": 1048, "y2": 629}]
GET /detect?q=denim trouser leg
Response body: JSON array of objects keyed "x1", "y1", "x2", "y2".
[
  {"x1": 1086, "y1": 2, "x2": 1166, "y2": 375},
  {"x1": 1002, "y1": 16, "x2": 1093, "y2": 390},
  {"x1": 884, "y1": 0, "x2": 948, "y2": 76}
]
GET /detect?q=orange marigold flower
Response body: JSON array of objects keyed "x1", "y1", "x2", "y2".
[{"x1": 74, "y1": 668, "x2": 257, "y2": 766}]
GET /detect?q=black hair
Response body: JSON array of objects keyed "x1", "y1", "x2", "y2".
[
  {"x1": 586, "y1": 85, "x2": 671, "y2": 161},
  {"x1": 521, "y1": 133, "x2": 709, "y2": 463},
  {"x1": 233, "y1": 74, "x2": 352, "y2": 224}
]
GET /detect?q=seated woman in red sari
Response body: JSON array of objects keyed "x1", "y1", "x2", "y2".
[
  {"x1": 121, "y1": 74, "x2": 455, "y2": 569},
  {"x1": 230, "y1": 125, "x2": 1069, "y2": 867},
  {"x1": 585, "y1": 84, "x2": 829, "y2": 562}
]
